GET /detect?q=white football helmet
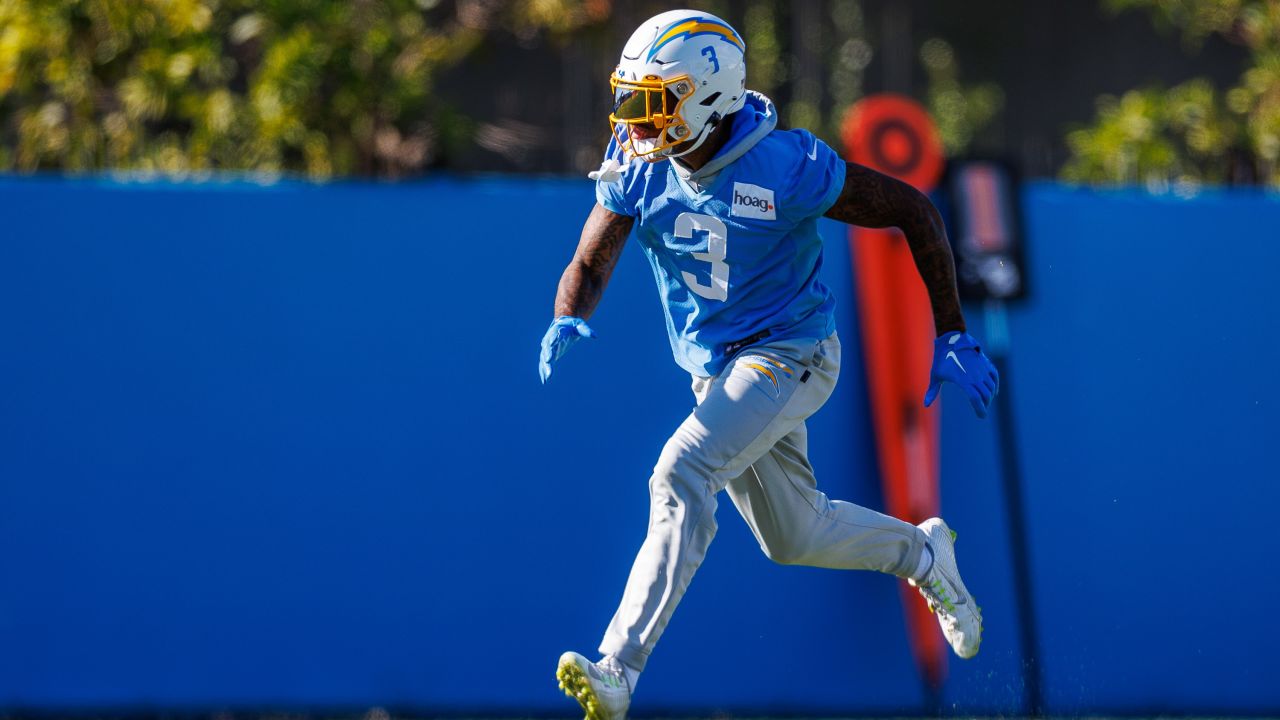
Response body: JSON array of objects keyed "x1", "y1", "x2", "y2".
[{"x1": 609, "y1": 9, "x2": 747, "y2": 161}]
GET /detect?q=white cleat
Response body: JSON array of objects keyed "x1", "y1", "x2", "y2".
[
  {"x1": 909, "y1": 517, "x2": 983, "y2": 659},
  {"x1": 556, "y1": 651, "x2": 631, "y2": 720}
]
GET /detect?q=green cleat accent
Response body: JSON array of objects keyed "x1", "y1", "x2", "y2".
[
  {"x1": 911, "y1": 517, "x2": 982, "y2": 659},
  {"x1": 556, "y1": 654, "x2": 625, "y2": 720}
]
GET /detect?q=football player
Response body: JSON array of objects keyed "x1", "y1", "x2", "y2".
[{"x1": 539, "y1": 10, "x2": 999, "y2": 720}]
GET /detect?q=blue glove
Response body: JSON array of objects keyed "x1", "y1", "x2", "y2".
[
  {"x1": 538, "y1": 316, "x2": 596, "y2": 383},
  {"x1": 924, "y1": 331, "x2": 1000, "y2": 418}
]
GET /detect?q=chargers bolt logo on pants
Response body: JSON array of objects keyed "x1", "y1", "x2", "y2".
[{"x1": 736, "y1": 353, "x2": 793, "y2": 394}]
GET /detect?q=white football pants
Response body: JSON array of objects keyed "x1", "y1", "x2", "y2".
[{"x1": 599, "y1": 332, "x2": 928, "y2": 672}]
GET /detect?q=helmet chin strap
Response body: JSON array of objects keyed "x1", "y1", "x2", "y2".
[{"x1": 660, "y1": 115, "x2": 720, "y2": 160}]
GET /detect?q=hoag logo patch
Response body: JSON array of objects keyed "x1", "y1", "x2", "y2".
[{"x1": 731, "y1": 182, "x2": 776, "y2": 220}]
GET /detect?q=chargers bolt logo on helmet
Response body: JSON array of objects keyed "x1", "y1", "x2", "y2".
[{"x1": 609, "y1": 9, "x2": 748, "y2": 162}]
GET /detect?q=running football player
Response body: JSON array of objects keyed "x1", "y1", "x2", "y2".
[{"x1": 539, "y1": 10, "x2": 999, "y2": 720}]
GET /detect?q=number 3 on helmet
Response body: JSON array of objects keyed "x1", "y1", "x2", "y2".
[{"x1": 610, "y1": 9, "x2": 748, "y2": 161}]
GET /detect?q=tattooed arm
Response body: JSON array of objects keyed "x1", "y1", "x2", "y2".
[
  {"x1": 553, "y1": 203, "x2": 635, "y2": 319},
  {"x1": 823, "y1": 162, "x2": 966, "y2": 336}
]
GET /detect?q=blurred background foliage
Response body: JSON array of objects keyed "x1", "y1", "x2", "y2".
[
  {"x1": 0, "y1": 0, "x2": 606, "y2": 178},
  {"x1": 919, "y1": 37, "x2": 1003, "y2": 157},
  {"x1": 0, "y1": 0, "x2": 1006, "y2": 179},
  {"x1": 1063, "y1": 0, "x2": 1280, "y2": 187},
  {"x1": 1, "y1": 0, "x2": 1272, "y2": 186}
]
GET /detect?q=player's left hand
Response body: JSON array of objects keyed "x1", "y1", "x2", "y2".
[
  {"x1": 924, "y1": 331, "x2": 999, "y2": 418},
  {"x1": 539, "y1": 316, "x2": 597, "y2": 384}
]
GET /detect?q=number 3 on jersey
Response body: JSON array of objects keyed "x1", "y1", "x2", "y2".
[{"x1": 677, "y1": 212, "x2": 729, "y2": 301}]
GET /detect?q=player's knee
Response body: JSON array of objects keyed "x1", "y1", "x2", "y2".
[
  {"x1": 760, "y1": 538, "x2": 813, "y2": 566},
  {"x1": 648, "y1": 462, "x2": 709, "y2": 509},
  {"x1": 649, "y1": 437, "x2": 716, "y2": 513},
  {"x1": 652, "y1": 435, "x2": 713, "y2": 488}
]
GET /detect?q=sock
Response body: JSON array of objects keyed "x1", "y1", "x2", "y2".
[
  {"x1": 621, "y1": 662, "x2": 640, "y2": 693},
  {"x1": 911, "y1": 544, "x2": 935, "y2": 583}
]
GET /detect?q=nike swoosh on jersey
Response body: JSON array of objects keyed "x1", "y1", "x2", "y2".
[
  {"x1": 946, "y1": 351, "x2": 966, "y2": 373},
  {"x1": 807, "y1": 137, "x2": 818, "y2": 161}
]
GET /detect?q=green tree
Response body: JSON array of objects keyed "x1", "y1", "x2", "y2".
[
  {"x1": 1063, "y1": 0, "x2": 1280, "y2": 187},
  {"x1": 0, "y1": 0, "x2": 603, "y2": 178},
  {"x1": 919, "y1": 37, "x2": 1004, "y2": 156}
]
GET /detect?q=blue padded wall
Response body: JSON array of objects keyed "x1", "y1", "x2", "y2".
[{"x1": 0, "y1": 177, "x2": 1275, "y2": 714}]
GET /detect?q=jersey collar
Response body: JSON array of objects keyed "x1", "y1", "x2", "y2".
[{"x1": 673, "y1": 91, "x2": 777, "y2": 184}]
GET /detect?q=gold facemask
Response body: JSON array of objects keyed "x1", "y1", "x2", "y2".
[{"x1": 609, "y1": 73, "x2": 696, "y2": 159}]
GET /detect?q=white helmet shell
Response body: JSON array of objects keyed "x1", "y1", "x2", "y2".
[{"x1": 610, "y1": 9, "x2": 747, "y2": 160}]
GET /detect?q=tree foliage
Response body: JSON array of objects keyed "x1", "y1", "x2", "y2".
[
  {"x1": 1063, "y1": 0, "x2": 1280, "y2": 187},
  {"x1": 0, "y1": 0, "x2": 602, "y2": 178},
  {"x1": 1, "y1": 0, "x2": 1005, "y2": 178},
  {"x1": 919, "y1": 37, "x2": 1003, "y2": 156}
]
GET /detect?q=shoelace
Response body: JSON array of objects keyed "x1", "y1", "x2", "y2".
[
  {"x1": 593, "y1": 657, "x2": 627, "y2": 691},
  {"x1": 919, "y1": 578, "x2": 958, "y2": 616}
]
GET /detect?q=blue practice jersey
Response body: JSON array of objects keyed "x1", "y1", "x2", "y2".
[{"x1": 596, "y1": 92, "x2": 847, "y2": 376}]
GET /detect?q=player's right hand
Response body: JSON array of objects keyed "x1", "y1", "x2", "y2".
[{"x1": 538, "y1": 316, "x2": 596, "y2": 384}]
